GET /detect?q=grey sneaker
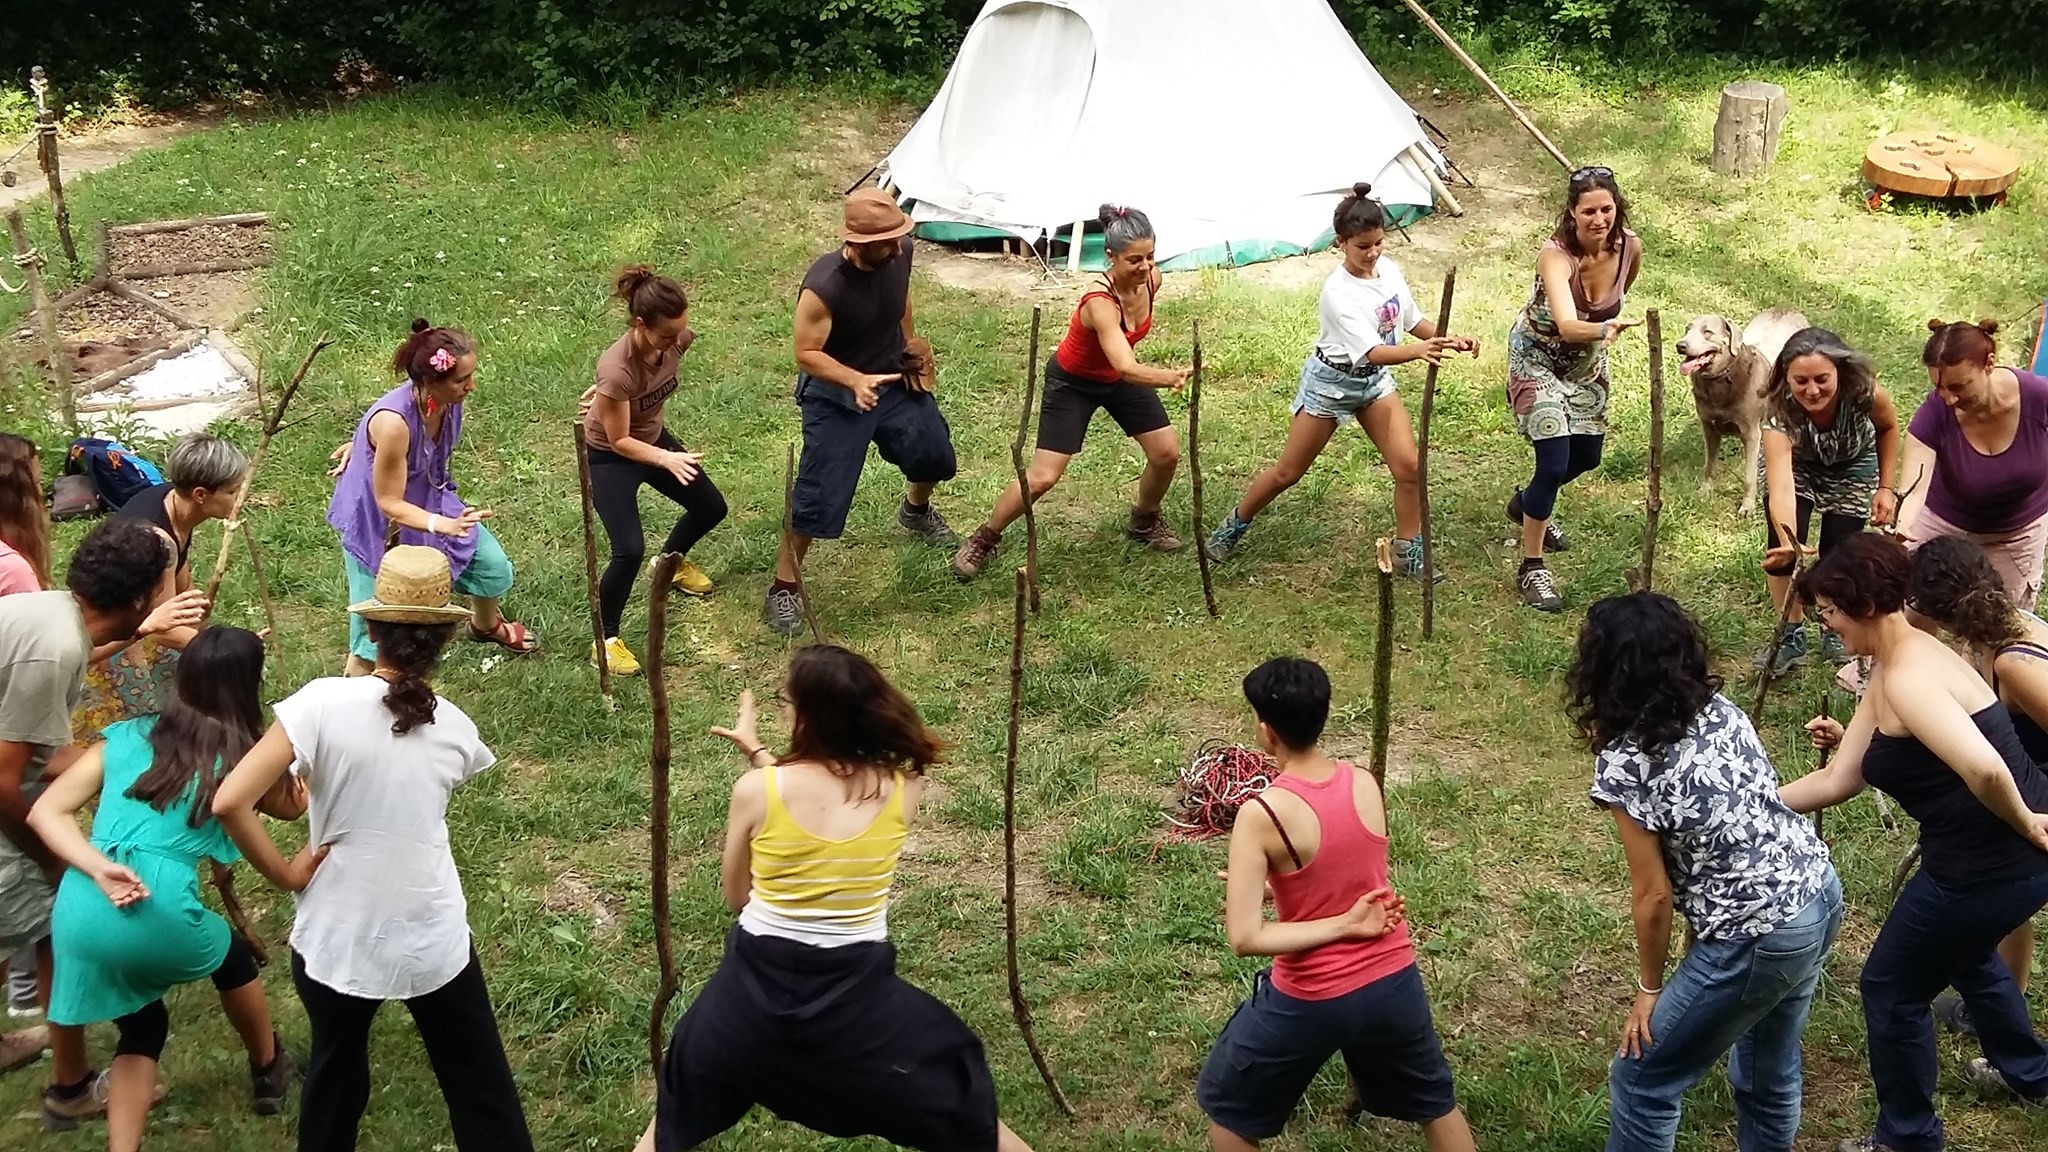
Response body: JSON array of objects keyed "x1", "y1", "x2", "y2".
[
  {"x1": 1505, "y1": 491, "x2": 1570, "y2": 552},
  {"x1": 1821, "y1": 628, "x2": 1849, "y2": 666},
  {"x1": 951, "y1": 526, "x2": 1000, "y2": 582},
  {"x1": 1127, "y1": 509, "x2": 1183, "y2": 553},
  {"x1": 251, "y1": 1035, "x2": 296, "y2": 1116},
  {"x1": 763, "y1": 584, "x2": 805, "y2": 637},
  {"x1": 1392, "y1": 537, "x2": 1444, "y2": 584},
  {"x1": 1966, "y1": 1056, "x2": 2048, "y2": 1106},
  {"x1": 1204, "y1": 513, "x2": 1251, "y2": 564},
  {"x1": 1934, "y1": 990, "x2": 1978, "y2": 1038},
  {"x1": 1751, "y1": 623, "x2": 1809, "y2": 674},
  {"x1": 1834, "y1": 1139, "x2": 1902, "y2": 1152},
  {"x1": 898, "y1": 501, "x2": 959, "y2": 548},
  {"x1": 1516, "y1": 564, "x2": 1564, "y2": 613}
]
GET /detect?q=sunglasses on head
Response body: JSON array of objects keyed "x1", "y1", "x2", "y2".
[{"x1": 1571, "y1": 165, "x2": 1615, "y2": 183}]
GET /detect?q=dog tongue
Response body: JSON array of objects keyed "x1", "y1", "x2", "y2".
[{"x1": 1679, "y1": 355, "x2": 1707, "y2": 376}]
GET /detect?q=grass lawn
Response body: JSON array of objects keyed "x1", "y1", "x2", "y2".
[{"x1": 5, "y1": 49, "x2": 2048, "y2": 1152}]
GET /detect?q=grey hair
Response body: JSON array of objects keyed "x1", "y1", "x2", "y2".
[
  {"x1": 1766, "y1": 327, "x2": 1878, "y2": 429},
  {"x1": 1097, "y1": 203, "x2": 1156, "y2": 255},
  {"x1": 166, "y1": 433, "x2": 249, "y2": 494}
]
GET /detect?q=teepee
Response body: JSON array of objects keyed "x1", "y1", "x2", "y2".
[{"x1": 879, "y1": 0, "x2": 1447, "y2": 271}]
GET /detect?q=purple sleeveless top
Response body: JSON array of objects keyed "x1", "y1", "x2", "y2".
[{"x1": 326, "y1": 382, "x2": 478, "y2": 577}]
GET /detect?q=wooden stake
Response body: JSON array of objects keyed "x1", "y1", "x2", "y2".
[
  {"x1": 93, "y1": 218, "x2": 110, "y2": 285},
  {"x1": 1011, "y1": 307, "x2": 1043, "y2": 613},
  {"x1": 1371, "y1": 539, "x2": 1395, "y2": 785},
  {"x1": 1395, "y1": 0, "x2": 1575, "y2": 172},
  {"x1": 1748, "y1": 519, "x2": 1814, "y2": 722},
  {"x1": 201, "y1": 332, "x2": 334, "y2": 615},
  {"x1": 1630, "y1": 310, "x2": 1667, "y2": 592},
  {"x1": 573, "y1": 426, "x2": 612, "y2": 703},
  {"x1": 106, "y1": 211, "x2": 271, "y2": 236},
  {"x1": 1811, "y1": 692, "x2": 1831, "y2": 840},
  {"x1": 209, "y1": 860, "x2": 269, "y2": 967},
  {"x1": 240, "y1": 523, "x2": 283, "y2": 668},
  {"x1": 645, "y1": 554, "x2": 681, "y2": 1072},
  {"x1": 1006, "y1": 567, "x2": 1075, "y2": 1116},
  {"x1": 781, "y1": 442, "x2": 823, "y2": 644},
  {"x1": 1417, "y1": 267, "x2": 1457, "y2": 638},
  {"x1": 1189, "y1": 321, "x2": 1219, "y2": 618},
  {"x1": 30, "y1": 69, "x2": 76, "y2": 265},
  {"x1": 119, "y1": 255, "x2": 273, "y2": 280},
  {"x1": 6, "y1": 208, "x2": 75, "y2": 433}
]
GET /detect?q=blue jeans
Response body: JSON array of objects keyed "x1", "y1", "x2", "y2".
[
  {"x1": 1863, "y1": 866, "x2": 2048, "y2": 1151},
  {"x1": 1606, "y1": 872, "x2": 1843, "y2": 1152}
]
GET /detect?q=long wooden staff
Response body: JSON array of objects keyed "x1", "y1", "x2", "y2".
[
  {"x1": 781, "y1": 443, "x2": 823, "y2": 644},
  {"x1": 1370, "y1": 539, "x2": 1395, "y2": 785},
  {"x1": 209, "y1": 861, "x2": 269, "y2": 967},
  {"x1": 1011, "y1": 307, "x2": 1043, "y2": 613},
  {"x1": 1006, "y1": 568, "x2": 1075, "y2": 1115},
  {"x1": 646, "y1": 553, "x2": 681, "y2": 1071},
  {"x1": 1750, "y1": 520, "x2": 1815, "y2": 720},
  {"x1": 1416, "y1": 267, "x2": 1456, "y2": 637},
  {"x1": 1630, "y1": 310, "x2": 1667, "y2": 592},
  {"x1": 201, "y1": 331, "x2": 334, "y2": 612},
  {"x1": 573, "y1": 426, "x2": 611, "y2": 703},
  {"x1": 1397, "y1": 0, "x2": 1574, "y2": 172},
  {"x1": 1189, "y1": 321, "x2": 1219, "y2": 618},
  {"x1": 1811, "y1": 692, "x2": 1831, "y2": 840}
]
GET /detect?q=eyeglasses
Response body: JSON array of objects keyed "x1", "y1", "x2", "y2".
[{"x1": 1570, "y1": 165, "x2": 1614, "y2": 183}]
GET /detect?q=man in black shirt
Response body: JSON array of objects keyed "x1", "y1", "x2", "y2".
[{"x1": 766, "y1": 189, "x2": 959, "y2": 635}]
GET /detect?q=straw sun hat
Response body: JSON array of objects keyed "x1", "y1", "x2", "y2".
[{"x1": 347, "y1": 545, "x2": 474, "y2": 624}]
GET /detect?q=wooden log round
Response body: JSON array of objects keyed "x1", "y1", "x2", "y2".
[
  {"x1": 1863, "y1": 131, "x2": 2020, "y2": 200},
  {"x1": 1710, "y1": 81, "x2": 1789, "y2": 176}
]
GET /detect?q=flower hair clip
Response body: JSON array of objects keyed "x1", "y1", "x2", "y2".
[{"x1": 428, "y1": 347, "x2": 456, "y2": 374}]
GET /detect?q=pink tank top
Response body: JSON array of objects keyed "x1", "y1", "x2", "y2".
[{"x1": 1265, "y1": 760, "x2": 1416, "y2": 1000}]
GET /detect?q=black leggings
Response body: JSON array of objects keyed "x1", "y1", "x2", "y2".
[
  {"x1": 589, "y1": 430, "x2": 727, "y2": 637},
  {"x1": 1520, "y1": 433, "x2": 1605, "y2": 521},
  {"x1": 113, "y1": 933, "x2": 262, "y2": 1061},
  {"x1": 1764, "y1": 496, "x2": 1868, "y2": 575}
]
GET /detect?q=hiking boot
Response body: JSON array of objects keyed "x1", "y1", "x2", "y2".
[
  {"x1": 1517, "y1": 564, "x2": 1564, "y2": 613},
  {"x1": 1934, "y1": 990, "x2": 1978, "y2": 1037},
  {"x1": 1127, "y1": 509, "x2": 1183, "y2": 553},
  {"x1": 0, "y1": 1024, "x2": 46, "y2": 1075},
  {"x1": 1966, "y1": 1056, "x2": 2048, "y2": 1106},
  {"x1": 41, "y1": 1068, "x2": 165, "y2": 1130},
  {"x1": 250, "y1": 1034, "x2": 296, "y2": 1116},
  {"x1": 1751, "y1": 624, "x2": 1808, "y2": 675},
  {"x1": 1834, "y1": 1139, "x2": 1903, "y2": 1152},
  {"x1": 1505, "y1": 491, "x2": 1570, "y2": 552},
  {"x1": 951, "y1": 526, "x2": 1000, "y2": 582},
  {"x1": 1820, "y1": 628, "x2": 1849, "y2": 666},
  {"x1": 898, "y1": 500, "x2": 959, "y2": 548},
  {"x1": 590, "y1": 637, "x2": 643, "y2": 677},
  {"x1": 763, "y1": 584, "x2": 805, "y2": 637},
  {"x1": 660, "y1": 559, "x2": 713, "y2": 597},
  {"x1": 1392, "y1": 537, "x2": 1444, "y2": 584},
  {"x1": 1204, "y1": 512, "x2": 1252, "y2": 564}
]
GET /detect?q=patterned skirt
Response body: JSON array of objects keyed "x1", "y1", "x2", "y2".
[
  {"x1": 1506, "y1": 316, "x2": 1609, "y2": 441},
  {"x1": 72, "y1": 639, "x2": 178, "y2": 740}
]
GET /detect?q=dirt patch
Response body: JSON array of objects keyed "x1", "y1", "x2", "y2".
[
  {"x1": 111, "y1": 221, "x2": 273, "y2": 271},
  {"x1": 57, "y1": 290, "x2": 181, "y2": 343},
  {"x1": 132, "y1": 270, "x2": 259, "y2": 330},
  {"x1": 541, "y1": 869, "x2": 625, "y2": 942}
]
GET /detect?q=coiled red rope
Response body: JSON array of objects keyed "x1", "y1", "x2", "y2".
[{"x1": 1166, "y1": 740, "x2": 1278, "y2": 840}]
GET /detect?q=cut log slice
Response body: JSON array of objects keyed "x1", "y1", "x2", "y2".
[{"x1": 1863, "y1": 130, "x2": 2020, "y2": 199}]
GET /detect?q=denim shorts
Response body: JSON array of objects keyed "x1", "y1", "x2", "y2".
[
  {"x1": 343, "y1": 524, "x2": 514, "y2": 661},
  {"x1": 1292, "y1": 353, "x2": 1395, "y2": 421},
  {"x1": 790, "y1": 376, "x2": 958, "y2": 540},
  {"x1": 1198, "y1": 964, "x2": 1456, "y2": 1139}
]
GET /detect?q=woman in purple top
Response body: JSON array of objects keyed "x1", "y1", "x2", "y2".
[
  {"x1": 1896, "y1": 318, "x2": 2048, "y2": 611},
  {"x1": 328, "y1": 319, "x2": 534, "y2": 675}
]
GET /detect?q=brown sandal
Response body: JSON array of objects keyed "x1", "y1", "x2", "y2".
[{"x1": 469, "y1": 618, "x2": 537, "y2": 654}]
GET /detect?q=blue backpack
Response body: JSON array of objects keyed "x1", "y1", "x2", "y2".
[{"x1": 62, "y1": 437, "x2": 166, "y2": 516}]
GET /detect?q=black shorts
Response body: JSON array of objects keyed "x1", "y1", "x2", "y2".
[
  {"x1": 791, "y1": 377, "x2": 958, "y2": 540},
  {"x1": 1197, "y1": 964, "x2": 1457, "y2": 1140},
  {"x1": 1035, "y1": 359, "x2": 1172, "y2": 456}
]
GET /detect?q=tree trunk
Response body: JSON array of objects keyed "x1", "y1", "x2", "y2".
[{"x1": 1711, "y1": 81, "x2": 1789, "y2": 176}]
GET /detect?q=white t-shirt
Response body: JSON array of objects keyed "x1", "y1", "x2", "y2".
[
  {"x1": 274, "y1": 676, "x2": 496, "y2": 1000},
  {"x1": 1315, "y1": 257, "x2": 1423, "y2": 368}
]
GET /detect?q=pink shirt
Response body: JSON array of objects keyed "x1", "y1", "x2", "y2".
[
  {"x1": 0, "y1": 540, "x2": 40, "y2": 595},
  {"x1": 1266, "y1": 760, "x2": 1416, "y2": 1000}
]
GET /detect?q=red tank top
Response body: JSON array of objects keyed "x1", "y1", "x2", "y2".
[
  {"x1": 1265, "y1": 760, "x2": 1416, "y2": 1000},
  {"x1": 1053, "y1": 282, "x2": 1152, "y2": 383}
]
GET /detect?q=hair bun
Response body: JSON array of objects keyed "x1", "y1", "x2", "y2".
[
  {"x1": 1351, "y1": 181, "x2": 1373, "y2": 198},
  {"x1": 1978, "y1": 318, "x2": 2002, "y2": 336},
  {"x1": 411, "y1": 317, "x2": 432, "y2": 334},
  {"x1": 1097, "y1": 203, "x2": 1121, "y2": 225},
  {"x1": 1927, "y1": 317, "x2": 1947, "y2": 333}
]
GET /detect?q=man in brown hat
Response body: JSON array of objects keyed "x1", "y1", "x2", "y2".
[{"x1": 765, "y1": 188, "x2": 959, "y2": 635}]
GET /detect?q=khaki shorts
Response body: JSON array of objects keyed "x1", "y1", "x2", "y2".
[
  {"x1": 0, "y1": 843, "x2": 55, "y2": 953},
  {"x1": 1910, "y1": 506, "x2": 2048, "y2": 613}
]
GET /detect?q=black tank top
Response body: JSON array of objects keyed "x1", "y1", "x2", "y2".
[
  {"x1": 1863, "y1": 702, "x2": 2048, "y2": 886},
  {"x1": 799, "y1": 245, "x2": 912, "y2": 379}
]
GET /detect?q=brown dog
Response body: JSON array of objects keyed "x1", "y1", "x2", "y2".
[{"x1": 1675, "y1": 309, "x2": 1809, "y2": 515}]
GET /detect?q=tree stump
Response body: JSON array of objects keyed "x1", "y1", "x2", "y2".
[
  {"x1": 1710, "y1": 81, "x2": 1789, "y2": 176},
  {"x1": 1863, "y1": 130, "x2": 2020, "y2": 205}
]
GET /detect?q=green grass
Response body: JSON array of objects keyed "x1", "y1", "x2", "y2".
[{"x1": 4, "y1": 55, "x2": 2048, "y2": 1152}]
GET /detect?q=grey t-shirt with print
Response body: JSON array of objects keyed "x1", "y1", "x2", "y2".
[
  {"x1": 0, "y1": 590, "x2": 90, "y2": 947},
  {"x1": 1590, "y1": 694, "x2": 1833, "y2": 941}
]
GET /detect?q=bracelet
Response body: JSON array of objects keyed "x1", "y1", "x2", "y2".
[
  {"x1": 426, "y1": 513, "x2": 441, "y2": 534},
  {"x1": 1637, "y1": 978, "x2": 1663, "y2": 995},
  {"x1": 1599, "y1": 321, "x2": 1612, "y2": 340},
  {"x1": 741, "y1": 744, "x2": 771, "y2": 763},
  {"x1": 1876, "y1": 486, "x2": 1895, "y2": 495}
]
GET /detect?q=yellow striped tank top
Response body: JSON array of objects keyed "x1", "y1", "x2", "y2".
[{"x1": 736, "y1": 765, "x2": 907, "y2": 947}]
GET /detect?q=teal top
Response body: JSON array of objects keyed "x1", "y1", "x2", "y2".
[{"x1": 48, "y1": 716, "x2": 243, "y2": 1027}]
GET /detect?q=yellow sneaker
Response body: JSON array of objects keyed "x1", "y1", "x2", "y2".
[
  {"x1": 669, "y1": 560, "x2": 714, "y2": 596},
  {"x1": 590, "y1": 637, "x2": 642, "y2": 676}
]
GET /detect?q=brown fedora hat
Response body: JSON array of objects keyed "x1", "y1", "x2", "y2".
[
  {"x1": 347, "y1": 545, "x2": 474, "y2": 624},
  {"x1": 841, "y1": 188, "x2": 913, "y2": 244}
]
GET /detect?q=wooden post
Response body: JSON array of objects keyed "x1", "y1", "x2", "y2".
[
  {"x1": 93, "y1": 218, "x2": 110, "y2": 285},
  {"x1": 645, "y1": 554, "x2": 681, "y2": 1072},
  {"x1": 1066, "y1": 217, "x2": 1086, "y2": 273},
  {"x1": 29, "y1": 68, "x2": 76, "y2": 265},
  {"x1": 1011, "y1": 307, "x2": 1043, "y2": 613},
  {"x1": 1710, "y1": 82, "x2": 1789, "y2": 177},
  {"x1": 6, "y1": 208, "x2": 75, "y2": 433},
  {"x1": 1749, "y1": 519, "x2": 1814, "y2": 721},
  {"x1": 1407, "y1": 145, "x2": 1464, "y2": 216},
  {"x1": 1416, "y1": 267, "x2": 1456, "y2": 638},
  {"x1": 240, "y1": 525, "x2": 283, "y2": 667},
  {"x1": 1006, "y1": 567, "x2": 1075, "y2": 1116},
  {"x1": 574, "y1": 426, "x2": 612, "y2": 702},
  {"x1": 1630, "y1": 310, "x2": 1666, "y2": 592},
  {"x1": 1396, "y1": 0, "x2": 1574, "y2": 172},
  {"x1": 1370, "y1": 539, "x2": 1395, "y2": 785},
  {"x1": 781, "y1": 443, "x2": 823, "y2": 644},
  {"x1": 1189, "y1": 321, "x2": 1219, "y2": 618},
  {"x1": 200, "y1": 333, "x2": 334, "y2": 614},
  {"x1": 1811, "y1": 692, "x2": 1831, "y2": 840}
]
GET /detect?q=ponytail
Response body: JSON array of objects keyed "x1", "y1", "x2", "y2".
[
  {"x1": 612, "y1": 264, "x2": 688, "y2": 324},
  {"x1": 1097, "y1": 203, "x2": 1156, "y2": 256},
  {"x1": 1332, "y1": 182, "x2": 1386, "y2": 240},
  {"x1": 392, "y1": 318, "x2": 478, "y2": 385},
  {"x1": 364, "y1": 620, "x2": 456, "y2": 734}
]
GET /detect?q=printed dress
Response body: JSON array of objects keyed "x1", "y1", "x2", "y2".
[
  {"x1": 1760, "y1": 401, "x2": 1880, "y2": 518},
  {"x1": 1506, "y1": 232, "x2": 1639, "y2": 442}
]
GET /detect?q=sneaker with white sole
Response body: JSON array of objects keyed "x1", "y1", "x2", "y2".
[
  {"x1": 1517, "y1": 564, "x2": 1564, "y2": 613},
  {"x1": 1967, "y1": 1056, "x2": 2048, "y2": 1106},
  {"x1": 763, "y1": 584, "x2": 805, "y2": 637},
  {"x1": 898, "y1": 501, "x2": 960, "y2": 548},
  {"x1": 590, "y1": 637, "x2": 643, "y2": 677},
  {"x1": 652, "y1": 558, "x2": 713, "y2": 596},
  {"x1": 1505, "y1": 491, "x2": 1571, "y2": 552},
  {"x1": 951, "y1": 526, "x2": 1000, "y2": 581},
  {"x1": 1833, "y1": 1138, "x2": 1903, "y2": 1152},
  {"x1": 1204, "y1": 512, "x2": 1252, "y2": 564},
  {"x1": 1392, "y1": 537, "x2": 1444, "y2": 584}
]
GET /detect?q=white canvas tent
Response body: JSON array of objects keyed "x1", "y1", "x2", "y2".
[{"x1": 879, "y1": 0, "x2": 1446, "y2": 270}]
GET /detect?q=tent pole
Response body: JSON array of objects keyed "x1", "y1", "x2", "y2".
[
  {"x1": 1066, "y1": 218, "x2": 1085, "y2": 273},
  {"x1": 1408, "y1": 144, "x2": 1464, "y2": 216},
  {"x1": 1397, "y1": 0, "x2": 1574, "y2": 172}
]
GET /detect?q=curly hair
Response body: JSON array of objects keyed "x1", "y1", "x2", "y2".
[
  {"x1": 364, "y1": 620, "x2": 456, "y2": 734},
  {"x1": 1798, "y1": 532, "x2": 1910, "y2": 620},
  {"x1": 1766, "y1": 327, "x2": 1878, "y2": 431},
  {"x1": 783, "y1": 644, "x2": 943, "y2": 800},
  {"x1": 1566, "y1": 592, "x2": 1721, "y2": 754},
  {"x1": 1908, "y1": 535, "x2": 2023, "y2": 650},
  {"x1": 392, "y1": 318, "x2": 479, "y2": 386},
  {"x1": 66, "y1": 518, "x2": 172, "y2": 613},
  {"x1": 0, "y1": 433, "x2": 50, "y2": 587}
]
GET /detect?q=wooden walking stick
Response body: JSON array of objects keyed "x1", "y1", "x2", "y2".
[
  {"x1": 1416, "y1": 266, "x2": 1457, "y2": 637},
  {"x1": 1370, "y1": 539, "x2": 1396, "y2": 786},
  {"x1": 201, "y1": 332, "x2": 335, "y2": 613},
  {"x1": 29, "y1": 68, "x2": 76, "y2": 266},
  {"x1": 781, "y1": 442, "x2": 824, "y2": 644},
  {"x1": 1006, "y1": 568, "x2": 1075, "y2": 1116},
  {"x1": 1396, "y1": 0, "x2": 1575, "y2": 173},
  {"x1": 1011, "y1": 307, "x2": 1043, "y2": 613},
  {"x1": 5, "y1": 208, "x2": 75, "y2": 433},
  {"x1": 239, "y1": 526, "x2": 283, "y2": 665},
  {"x1": 573, "y1": 426, "x2": 612, "y2": 703},
  {"x1": 209, "y1": 861, "x2": 269, "y2": 967},
  {"x1": 1189, "y1": 321, "x2": 1219, "y2": 618},
  {"x1": 646, "y1": 553, "x2": 682, "y2": 1071},
  {"x1": 1629, "y1": 310, "x2": 1667, "y2": 592},
  {"x1": 1748, "y1": 519, "x2": 1815, "y2": 721},
  {"x1": 1811, "y1": 692, "x2": 1831, "y2": 840}
]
